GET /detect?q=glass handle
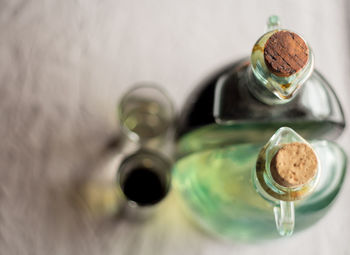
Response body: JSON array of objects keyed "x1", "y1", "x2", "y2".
[
  {"x1": 273, "y1": 200, "x2": 295, "y2": 236},
  {"x1": 266, "y1": 15, "x2": 280, "y2": 32}
]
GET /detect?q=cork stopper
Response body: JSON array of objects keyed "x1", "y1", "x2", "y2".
[
  {"x1": 264, "y1": 31, "x2": 309, "y2": 77},
  {"x1": 270, "y1": 142, "x2": 318, "y2": 187}
]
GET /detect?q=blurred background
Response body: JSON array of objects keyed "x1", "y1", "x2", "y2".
[{"x1": 0, "y1": 0, "x2": 349, "y2": 254}]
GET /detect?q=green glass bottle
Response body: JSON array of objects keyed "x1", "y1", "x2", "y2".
[{"x1": 173, "y1": 127, "x2": 347, "y2": 240}]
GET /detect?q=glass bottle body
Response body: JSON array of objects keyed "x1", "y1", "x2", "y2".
[
  {"x1": 176, "y1": 58, "x2": 345, "y2": 157},
  {"x1": 173, "y1": 140, "x2": 346, "y2": 240}
]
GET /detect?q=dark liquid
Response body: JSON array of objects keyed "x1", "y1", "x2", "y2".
[
  {"x1": 122, "y1": 167, "x2": 166, "y2": 206},
  {"x1": 176, "y1": 58, "x2": 345, "y2": 140}
]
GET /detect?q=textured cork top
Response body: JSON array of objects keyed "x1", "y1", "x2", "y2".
[
  {"x1": 264, "y1": 31, "x2": 309, "y2": 77},
  {"x1": 270, "y1": 142, "x2": 318, "y2": 187}
]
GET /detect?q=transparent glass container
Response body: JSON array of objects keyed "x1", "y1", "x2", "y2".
[
  {"x1": 173, "y1": 127, "x2": 347, "y2": 240},
  {"x1": 118, "y1": 83, "x2": 175, "y2": 150},
  {"x1": 176, "y1": 16, "x2": 345, "y2": 157},
  {"x1": 116, "y1": 84, "x2": 175, "y2": 219},
  {"x1": 173, "y1": 16, "x2": 347, "y2": 240}
]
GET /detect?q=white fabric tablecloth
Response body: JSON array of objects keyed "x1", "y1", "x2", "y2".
[{"x1": 0, "y1": 0, "x2": 349, "y2": 254}]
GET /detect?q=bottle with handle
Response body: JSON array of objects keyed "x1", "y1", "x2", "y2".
[
  {"x1": 254, "y1": 127, "x2": 321, "y2": 236},
  {"x1": 173, "y1": 127, "x2": 347, "y2": 240}
]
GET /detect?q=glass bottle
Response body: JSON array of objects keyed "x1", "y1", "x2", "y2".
[
  {"x1": 77, "y1": 84, "x2": 175, "y2": 220},
  {"x1": 118, "y1": 83, "x2": 175, "y2": 150},
  {"x1": 117, "y1": 149, "x2": 172, "y2": 220},
  {"x1": 176, "y1": 16, "x2": 345, "y2": 157},
  {"x1": 117, "y1": 84, "x2": 175, "y2": 219},
  {"x1": 173, "y1": 127, "x2": 347, "y2": 240}
]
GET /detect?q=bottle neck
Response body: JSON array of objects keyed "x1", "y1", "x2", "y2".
[
  {"x1": 247, "y1": 29, "x2": 314, "y2": 106},
  {"x1": 246, "y1": 58, "x2": 314, "y2": 106},
  {"x1": 253, "y1": 144, "x2": 318, "y2": 202},
  {"x1": 246, "y1": 66, "x2": 289, "y2": 105},
  {"x1": 252, "y1": 131, "x2": 320, "y2": 237},
  {"x1": 254, "y1": 127, "x2": 320, "y2": 202}
]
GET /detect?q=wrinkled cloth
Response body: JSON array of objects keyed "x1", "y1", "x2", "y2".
[{"x1": 0, "y1": 0, "x2": 349, "y2": 254}]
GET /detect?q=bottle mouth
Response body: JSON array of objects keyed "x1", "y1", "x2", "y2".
[
  {"x1": 117, "y1": 149, "x2": 172, "y2": 207},
  {"x1": 264, "y1": 31, "x2": 309, "y2": 77},
  {"x1": 270, "y1": 142, "x2": 318, "y2": 188},
  {"x1": 255, "y1": 127, "x2": 321, "y2": 202},
  {"x1": 250, "y1": 29, "x2": 314, "y2": 101}
]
